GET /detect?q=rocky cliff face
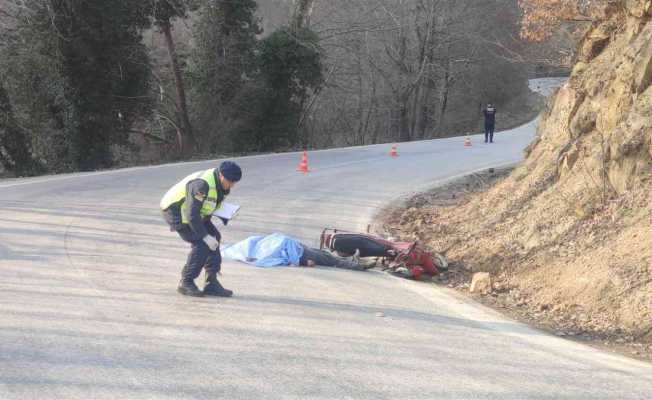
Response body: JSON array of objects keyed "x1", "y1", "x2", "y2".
[
  {"x1": 544, "y1": 0, "x2": 652, "y2": 195},
  {"x1": 412, "y1": 0, "x2": 652, "y2": 345}
]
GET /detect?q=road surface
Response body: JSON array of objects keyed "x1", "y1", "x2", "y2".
[{"x1": 1, "y1": 78, "x2": 651, "y2": 399}]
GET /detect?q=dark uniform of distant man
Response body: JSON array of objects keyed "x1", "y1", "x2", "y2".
[
  {"x1": 160, "y1": 161, "x2": 242, "y2": 297},
  {"x1": 483, "y1": 103, "x2": 497, "y2": 143}
]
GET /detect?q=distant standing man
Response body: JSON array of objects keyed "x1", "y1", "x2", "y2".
[
  {"x1": 483, "y1": 103, "x2": 497, "y2": 143},
  {"x1": 160, "y1": 161, "x2": 242, "y2": 297}
]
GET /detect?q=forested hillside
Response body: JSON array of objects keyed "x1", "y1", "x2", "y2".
[{"x1": 0, "y1": 1, "x2": 561, "y2": 176}]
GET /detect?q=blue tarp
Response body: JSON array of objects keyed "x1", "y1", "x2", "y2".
[{"x1": 221, "y1": 233, "x2": 304, "y2": 267}]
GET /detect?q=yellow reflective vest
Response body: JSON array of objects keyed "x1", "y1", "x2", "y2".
[{"x1": 160, "y1": 168, "x2": 221, "y2": 224}]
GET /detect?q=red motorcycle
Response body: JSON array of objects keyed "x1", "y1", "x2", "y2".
[{"x1": 319, "y1": 228, "x2": 447, "y2": 279}]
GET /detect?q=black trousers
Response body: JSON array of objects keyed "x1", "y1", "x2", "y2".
[
  {"x1": 299, "y1": 245, "x2": 363, "y2": 270},
  {"x1": 484, "y1": 123, "x2": 495, "y2": 142},
  {"x1": 175, "y1": 221, "x2": 222, "y2": 282}
]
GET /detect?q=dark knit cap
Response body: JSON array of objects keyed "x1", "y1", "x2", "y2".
[{"x1": 219, "y1": 161, "x2": 242, "y2": 182}]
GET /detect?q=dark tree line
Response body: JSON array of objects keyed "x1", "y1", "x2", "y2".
[
  {"x1": 188, "y1": 0, "x2": 322, "y2": 154},
  {"x1": 0, "y1": 0, "x2": 538, "y2": 177},
  {"x1": 1, "y1": 0, "x2": 152, "y2": 172},
  {"x1": 0, "y1": 0, "x2": 323, "y2": 175}
]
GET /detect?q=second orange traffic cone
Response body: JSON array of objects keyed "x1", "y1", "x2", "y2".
[
  {"x1": 389, "y1": 145, "x2": 399, "y2": 157},
  {"x1": 464, "y1": 136, "x2": 472, "y2": 147},
  {"x1": 297, "y1": 151, "x2": 309, "y2": 173}
]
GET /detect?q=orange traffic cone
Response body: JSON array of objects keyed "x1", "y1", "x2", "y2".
[
  {"x1": 464, "y1": 136, "x2": 472, "y2": 147},
  {"x1": 389, "y1": 145, "x2": 399, "y2": 157},
  {"x1": 297, "y1": 151, "x2": 309, "y2": 173}
]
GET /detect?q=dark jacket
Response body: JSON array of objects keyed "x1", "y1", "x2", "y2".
[{"x1": 483, "y1": 106, "x2": 497, "y2": 125}]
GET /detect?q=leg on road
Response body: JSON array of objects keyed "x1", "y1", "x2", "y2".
[
  {"x1": 300, "y1": 245, "x2": 364, "y2": 271},
  {"x1": 176, "y1": 226, "x2": 210, "y2": 296}
]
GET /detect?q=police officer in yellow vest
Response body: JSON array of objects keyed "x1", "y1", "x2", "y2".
[{"x1": 160, "y1": 161, "x2": 242, "y2": 297}]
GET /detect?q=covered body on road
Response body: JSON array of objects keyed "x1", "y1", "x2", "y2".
[{"x1": 222, "y1": 232, "x2": 365, "y2": 270}]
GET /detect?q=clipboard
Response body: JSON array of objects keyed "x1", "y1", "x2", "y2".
[{"x1": 214, "y1": 202, "x2": 240, "y2": 220}]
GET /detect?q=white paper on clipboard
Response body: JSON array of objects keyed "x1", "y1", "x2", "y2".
[{"x1": 214, "y1": 202, "x2": 240, "y2": 220}]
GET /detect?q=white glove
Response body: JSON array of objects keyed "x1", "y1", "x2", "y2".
[{"x1": 203, "y1": 235, "x2": 220, "y2": 251}]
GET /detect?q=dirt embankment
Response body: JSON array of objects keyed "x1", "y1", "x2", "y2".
[{"x1": 378, "y1": 1, "x2": 652, "y2": 361}]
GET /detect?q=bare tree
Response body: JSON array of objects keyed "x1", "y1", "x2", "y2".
[
  {"x1": 152, "y1": 0, "x2": 196, "y2": 156},
  {"x1": 291, "y1": 0, "x2": 315, "y2": 31},
  {"x1": 279, "y1": 0, "x2": 533, "y2": 148}
]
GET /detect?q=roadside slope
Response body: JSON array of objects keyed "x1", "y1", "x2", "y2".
[{"x1": 382, "y1": 1, "x2": 652, "y2": 355}]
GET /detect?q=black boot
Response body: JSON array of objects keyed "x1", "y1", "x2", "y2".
[
  {"x1": 177, "y1": 279, "x2": 204, "y2": 297},
  {"x1": 203, "y1": 273, "x2": 233, "y2": 297}
]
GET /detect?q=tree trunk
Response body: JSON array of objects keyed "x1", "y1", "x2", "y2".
[
  {"x1": 398, "y1": 91, "x2": 411, "y2": 142},
  {"x1": 291, "y1": 0, "x2": 315, "y2": 31},
  {"x1": 161, "y1": 20, "x2": 195, "y2": 156},
  {"x1": 415, "y1": 81, "x2": 433, "y2": 139},
  {"x1": 434, "y1": 57, "x2": 451, "y2": 137},
  {"x1": 0, "y1": 84, "x2": 39, "y2": 175}
]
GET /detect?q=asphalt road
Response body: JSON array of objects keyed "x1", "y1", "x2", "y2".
[{"x1": 1, "y1": 79, "x2": 651, "y2": 399}]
